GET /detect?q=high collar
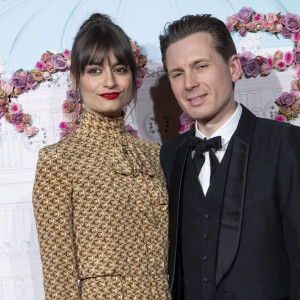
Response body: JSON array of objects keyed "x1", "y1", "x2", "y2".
[{"x1": 77, "y1": 110, "x2": 126, "y2": 137}]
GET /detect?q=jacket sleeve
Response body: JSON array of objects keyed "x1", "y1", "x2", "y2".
[
  {"x1": 279, "y1": 125, "x2": 300, "y2": 299},
  {"x1": 32, "y1": 146, "x2": 79, "y2": 299}
]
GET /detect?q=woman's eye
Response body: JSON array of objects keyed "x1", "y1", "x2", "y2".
[
  {"x1": 88, "y1": 68, "x2": 101, "y2": 74},
  {"x1": 114, "y1": 67, "x2": 128, "y2": 73}
]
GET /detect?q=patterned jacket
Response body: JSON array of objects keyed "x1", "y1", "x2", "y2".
[{"x1": 33, "y1": 111, "x2": 170, "y2": 299}]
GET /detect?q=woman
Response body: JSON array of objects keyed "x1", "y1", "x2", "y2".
[{"x1": 33, "y1": 13, "x2": 170, "y2": 299}]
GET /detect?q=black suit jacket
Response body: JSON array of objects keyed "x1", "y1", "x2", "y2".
[{"x1": 160, "y1": 105, "x2": 300, "y2": 299}]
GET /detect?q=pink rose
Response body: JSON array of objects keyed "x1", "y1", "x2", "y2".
[
  {"x1": 43, "y1": 71, "x2": 51, "y2": 80},
  {"x1": 267, "y1": 58, "x2": 274, "y2": 67},
  {"x1": 291, "y1": 80, "x2": 300, "y2": 91},
  {"x1": 275, "y1": 23, "x2": 283, "y2": 33},
  {"x1": 279, "y1": 106, "x2": 291, "y2": 115},
  {"x1": 247, "y1": 22, "x2": 256, "y2": 31},
  {"x1": 63, "y1": 112, "x2": 79, "y2": 122},
  {"x1": 226, "y1": 15, "x2": 238, "y2": 26},
  {"x1": 226, "y1": 23, "x2": 234, "y2": 32},
  {"x1": 22, "y1": 113, "x2": 31, "y2": 124},
  {"x1": 292, "y1": 33, "x2": 300, "y2": 42},
  {"x1": 276, "y1": 60, "x2": 286, "y2": 71},
  {"x1": 74, "y1": 103, "x2": 82, "y2": 114},
  {"x1": 0, "y1": 97, "x2": 8, "y2": 105},
  {"x1": 296, "y1": 68, "x2": 300, "y2": 79},
  {"x1": 63, "y1": 49, "x2": 71, "y2": 58},
  {"x1": 135, "y1": 46, "x2": 142, "y2": 54},
  {"x1": 262, "y1": 21, "x2": 270, "y2": 30},
  {"x1": 41, "y1": 52, "x2": 51, "y2": 63},
  {"x1": 277, "y1": 15, "x2": 285, "y2": 24},
  {"x1": 253, "y1": 13, "x2": 263, "y2": 23},
  {"x1": 136, "y1": 78, "x2": 142, "y2": 88},
  {"x1": 31, "y1": 70, "x2": 44, "y2": 82},
  {"x1": 266, "y1": 13, "x2": 277, "y2": 23},
  {"x1": 2, "y1": 83, "x2": 13, "y2": 96},
  {"x1": 269, "y1": 23, "x2": 276, "y2": 32},
  {"x1": 59, "y1": 121, "x2": 67, "y2": 129},
  {"x1": 5, "y1": 112, "x2": 13, "y2": 122},
  {"x1": 260, "y1": 63, "x2": 272, "y2": 75},
  {"x1": 9, "y1": 103, "x2": 22, "y2": 114},
  {"x1": 46, "y1": 61, "x2": 56, "y2": 73},
  {"x1": 130, "y1": 41, "x2": 137, "y2": 52},
  {"x1": 138, "y1": 55, "x2": 147, "y2": 66},
  {"x1": 273, "y1": 50, "x2": 283, "y2": 61},
  {"x1": 294, "y1": 90, "x2": 300, "y2": 98},
  {"x1": 62, "y1": 100, "x2": 74, "y2": 113},
  {"x1": 15, "y1": 123, "x2": 25, "y2": 132},
  {"x1": 274, "y1": 114, "x2": 287, "y2": 122},
  {"x1": 284, "y1": 51, "x2": 293, "y2": 65},
  {"x1": 24, "y1": 125, "x2": 38, "y2": 137},
  {"x1": 35, "y1": 61, "x2": 46, "y2": 71}
]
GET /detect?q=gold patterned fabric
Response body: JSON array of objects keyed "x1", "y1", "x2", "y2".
[{"x1": 33, "y1": 111, "x2": 170, "y2": 299}]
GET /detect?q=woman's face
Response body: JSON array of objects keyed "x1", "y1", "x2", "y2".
[{"x1": 73, "y1": 52, "x2": 133, "y2": 118}]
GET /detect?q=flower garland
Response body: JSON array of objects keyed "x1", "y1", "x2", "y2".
[
  {"x1": 179, "y1": 7, "x2": 300, "y2": 133},
  {"x1": 0, "y1": 41, "x2": 147, "y2": 138}
]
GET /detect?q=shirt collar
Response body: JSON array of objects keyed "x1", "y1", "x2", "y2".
[{"x1": 195, "y1": 103, "x2": 242, "y2": 149}]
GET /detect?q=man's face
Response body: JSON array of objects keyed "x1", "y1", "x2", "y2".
[{"x1": 166, "y1": 32, "x2": 241, "y2": 126}]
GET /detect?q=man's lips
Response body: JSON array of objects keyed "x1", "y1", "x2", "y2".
[
  {"x1": 99, "y1": 92, "x2": 120, "y2": 99},
  {"x1": 187, "y1": 94, "x2": 207, "y2": 101}
]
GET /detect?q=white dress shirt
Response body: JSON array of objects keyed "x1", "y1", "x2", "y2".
[{"x1": 194, "y1": 103, "x2": 242, "y2": 195}]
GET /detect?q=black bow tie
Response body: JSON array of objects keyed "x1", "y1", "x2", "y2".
[{"x1": 189, "y1": 135, "x2": 222, "y2": 179}]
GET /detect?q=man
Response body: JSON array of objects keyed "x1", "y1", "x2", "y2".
[{"x1": 159, "y1": 14, "x2": 300, "y2": 300}]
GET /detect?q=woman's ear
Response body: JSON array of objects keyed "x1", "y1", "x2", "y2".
[
  {"x1": 229, "y1": 54, "x2": 242, "y2": 83},
  {"x1": 70, "y1": 72, "x2": 77, "y2": 91}
]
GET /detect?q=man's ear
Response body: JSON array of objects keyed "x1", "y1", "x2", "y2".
[{"x1": 229, "y1": 54, "x2": 242, "y2": 83}]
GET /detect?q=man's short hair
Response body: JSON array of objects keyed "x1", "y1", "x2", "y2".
[{"x1": 159, "y1": 14, "x2": 237, "y2": 72}]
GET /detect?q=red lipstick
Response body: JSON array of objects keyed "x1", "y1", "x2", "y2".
[{"x1": 100, "y1": 92, "x2": 120, "y2": 99}]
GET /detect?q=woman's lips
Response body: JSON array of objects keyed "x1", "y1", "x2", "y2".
[{"x1": 99, "y1": 92, "x2": 120, "y2": 99}]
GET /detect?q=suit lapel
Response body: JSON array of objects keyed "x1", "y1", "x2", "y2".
[
  {"x1": 216, "y1": 105, "x2": 257, "y2": 287},
  {"x1": 168, "y1": 128, "x2": 194, "y2": 291}
]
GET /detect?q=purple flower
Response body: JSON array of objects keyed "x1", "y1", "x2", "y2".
[
  {"x1": 11, "y1": 112, "x2": 24, "y2": 125},
  {"x1": 236, "y1": 7, "x2": 253, "y2": 23},
  {"x1": 293, "y1": 48, "x2": 300, "y2": 69},
  {"x1": 52, "y1": 54, "x2": 67, "y2": 70},
  {"x1": 238, "y1": 51, "x2": 252, "y2": 68},
  {"x1": 281, "y1": 26, "x2": 292, "y2": 38},
  {"x1": 11, "y1": 72, "x2": 26, "y2": 89},
  {"x1": 282, "y1": 13, "x2": 300, "y2": 33},
  {"x1": 244, "y1": 58, "x2": 260, "y2": 78},
  {"x1": 239, "y1": 27, "x2": 247, "y2": 37},
  {"x1": 26, "y1": 71, "x2": 38, "y2": 90},
  {"x1": 276, "y1": 92, "x2": 295, "y2": 107},
  {"x1": 66, "y1": 88, "x2": 81, "y2": 102}
]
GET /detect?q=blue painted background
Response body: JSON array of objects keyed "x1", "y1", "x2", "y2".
[{"x1": 0, "y1": 0, "x2": 299, "y2": 74}]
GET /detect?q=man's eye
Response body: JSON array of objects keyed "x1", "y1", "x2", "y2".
[
  {"x1": 172, "y1": 72, "x2": 183, "y2": 79},
  {"x1": 197, "y1": 64, "x2": 207, "y2": 70}
]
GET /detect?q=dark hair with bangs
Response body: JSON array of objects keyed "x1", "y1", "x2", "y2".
[
  {"x1": 71, "y1": 13, "x2": 137, "y2": 99},
  {"x1": 159, "y1": 14, "x2": 237, "y2": 72}
]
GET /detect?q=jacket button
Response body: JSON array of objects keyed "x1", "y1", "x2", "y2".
[
  {"x1": 203, "y1": 213, "x2": 210, "y2": 220},
  {"x1": 202, "y1": 234, "x2": 208, "y2": 240},
  {"x1": 203, "y1": 277, "x2": 209, "y2": 283},
  {"x1": 202, "y1": 256, "x2": 207, "y2": 261}
]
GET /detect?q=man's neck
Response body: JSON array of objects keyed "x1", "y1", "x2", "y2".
[{"x1": 196, "y1": 101, "x2": 238, "y2": 137}]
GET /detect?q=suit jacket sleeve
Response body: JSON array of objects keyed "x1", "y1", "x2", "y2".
[
  {"x1": 279, "y1": 125, "x2": 300, "y2": 299},
  {"x1": 32, "y1": 146, "x2": 79, "y2": 300}
]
